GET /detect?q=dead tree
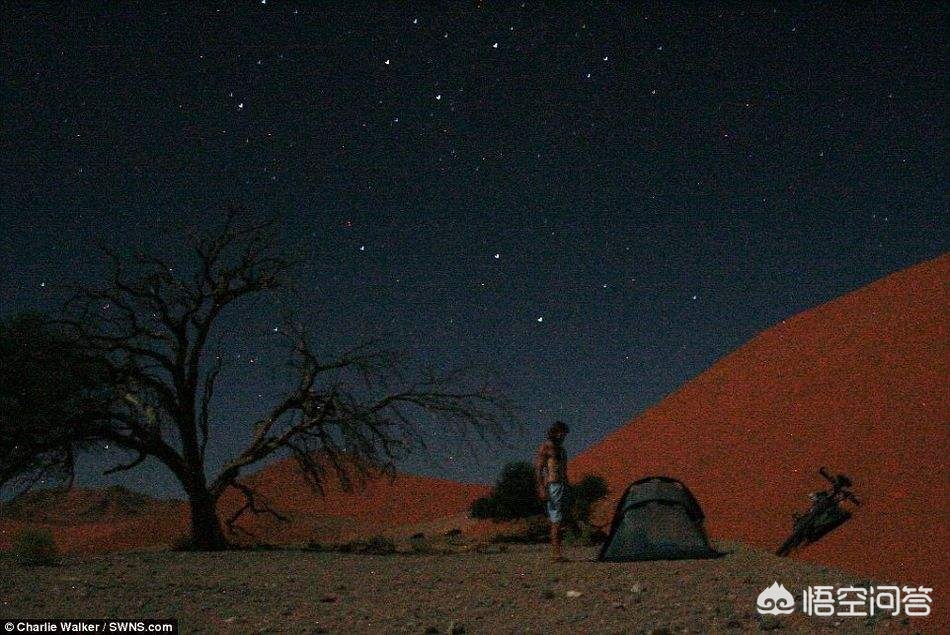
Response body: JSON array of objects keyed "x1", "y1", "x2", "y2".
[{"x1": 23, "y1": 211, "x2": 509, "y2": 550}]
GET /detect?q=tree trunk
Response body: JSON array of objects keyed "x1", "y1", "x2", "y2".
[{"x1": 186, "y1": 485, "x2": 228, "y2": 550}]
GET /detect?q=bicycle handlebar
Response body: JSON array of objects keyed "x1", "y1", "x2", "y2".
[{"x1": 819, "y1": 467, "x2": 854, "y2": 490}]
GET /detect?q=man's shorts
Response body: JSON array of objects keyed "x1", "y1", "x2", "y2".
[{"x1": 546, "y1": 482, "x2": 567, "y2": 523}]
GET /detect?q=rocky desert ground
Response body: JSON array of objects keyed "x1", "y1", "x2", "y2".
[{"x1": 0, "y1": 542, "x2": 933, "y2": 634}]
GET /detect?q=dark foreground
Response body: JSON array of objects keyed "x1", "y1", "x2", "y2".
[{"x1": 0, "y1": 543, "x2": 929, "y2": 634}]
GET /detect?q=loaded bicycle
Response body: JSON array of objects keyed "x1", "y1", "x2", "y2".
[{"x1": 776, "y1": 468, "x2": 861, "y2": 557}]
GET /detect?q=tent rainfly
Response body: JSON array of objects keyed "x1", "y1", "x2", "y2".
[{"x1": 598, "y1": 476, "x2": 721, "y2": 562}]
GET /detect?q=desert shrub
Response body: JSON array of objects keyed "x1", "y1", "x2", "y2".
[
  {"x1": 171, "y1": 534, "x2": 196, "y2": 552},
  {"x1": 569, "y1": 474, "x2": 608, "y2": 524},
  {"x1": 338, "y1": 535, "x2": 396, "y2": 555},
  {"x1": 13, "y1": 527, "x2": 60, "y2": 566},
  {"x1": 470, "y1": 461, "x2": 544, "y2": 520},
  {"x1": 442, "y1": 528, "x2": 464, "y2": 546},
  {"x1": 365, "y1": 535, "x2": 395, "y2": 554},
  {"x1": 335, "y1": 541, "x2": 357, "y2": 553},
  {"x1": 492, "y1": 462, "x2": 545, "y2": 519},
  {"x1": 470, "y1": 496, "x2": 495, "y2": 519},
  {"x1": 408, "y1": 533, "x2": 433, "y2": 553}
]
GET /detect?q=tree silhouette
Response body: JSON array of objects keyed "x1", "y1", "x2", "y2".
[
  {"x1": 1, "y1": 212, "x2": 511, "y2": 550},
  {"x1": 0, "y1": 314, "x2": 110, "y2": 490},
  {"x1": 470, "y1": 461, "x2": 544, "y2": 520}
]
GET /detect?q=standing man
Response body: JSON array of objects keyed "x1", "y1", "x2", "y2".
[{"x1": 535, "y1": 421, "x2": 569, "y2": 561}]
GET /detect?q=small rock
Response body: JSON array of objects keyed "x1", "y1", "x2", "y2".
[
  {"x1": 565, "y1": 590, "x2": 582, "y2": 598},
  {"x1": 319, "y1": 594, "x2": 340, "y2": 603},
  {"x1": 630, "y1": 582, "x2": 643, "y2": 594},
  {"x1": 611, "y1": 601, "x2": 625, "y2": 610}
]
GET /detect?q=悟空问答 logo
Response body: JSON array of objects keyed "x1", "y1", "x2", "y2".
[{"x1": 757, "y1": 582, "x2": 796, "y2": 615}]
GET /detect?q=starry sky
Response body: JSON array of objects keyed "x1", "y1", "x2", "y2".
[{"x1": 1, "y1": 2, "x2": 947, "y2": 497}]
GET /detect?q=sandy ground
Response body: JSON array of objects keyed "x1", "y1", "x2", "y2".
[{"x1": 0, "y1": 543, "x2": 933, "y2": 634}]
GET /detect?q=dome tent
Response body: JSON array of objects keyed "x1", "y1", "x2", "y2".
[{"x1": 598, "y1": 476, "x2": 721, "y2": 561}]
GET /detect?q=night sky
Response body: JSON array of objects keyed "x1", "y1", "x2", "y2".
[{"x1": 1, "y1": 2, "x2": 946, "y2": 497}]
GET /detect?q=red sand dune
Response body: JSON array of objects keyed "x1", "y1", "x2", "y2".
[
  {"x1": 571, "y1": 253, "x2": 949, "y2": 590},
  {"x1": 219, "y1": 458, "x2": 489, "y2": 543}
]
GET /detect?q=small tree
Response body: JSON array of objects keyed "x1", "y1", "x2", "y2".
[
  {"x1": 470, "y1": 496, "x2": 496, "y2": 519},
  {"x1": 570, "y1": 474, "x2": 608, "y2": 524},
  {"x1": 470, "y1": 461, "x2": 544, "y2": 520}
]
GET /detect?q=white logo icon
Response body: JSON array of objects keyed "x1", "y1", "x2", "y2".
[{"x1": 757, "y1": 582, "x2": 796, "y2": 615}]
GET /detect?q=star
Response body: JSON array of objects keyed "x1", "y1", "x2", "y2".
[
  {"x1": 384, "y1": 59, "x2": 390, "y2": 65},
  {"x1": 493, "y1": 253, "x2": 500, "y2": 259},
  {"x1": 537, "y1": 316, "x2": 544, "y2": 322}
]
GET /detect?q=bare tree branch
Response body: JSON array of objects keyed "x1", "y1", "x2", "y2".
[
  {"x1": 223, "y1": 481, "x2": 288, "y2": 540},
  {"x1": 102, "y1": 450, "x2": 147, "y2": 475}
]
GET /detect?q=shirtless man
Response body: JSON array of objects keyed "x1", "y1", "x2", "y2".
[{"x1": 534, "y1": 421, "x2": 569, "y2": 561}]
